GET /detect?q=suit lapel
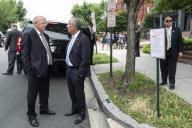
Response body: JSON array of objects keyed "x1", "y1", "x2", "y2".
[
  {"x1": 32, "y1": 29, "x2": 45, "y2": 48},
  {"x1": 70, "y1": 32, "x2": 81, "y2": 53},
  {"x1": 171, "y1": 27, "x2": 175, "y2": 44}
]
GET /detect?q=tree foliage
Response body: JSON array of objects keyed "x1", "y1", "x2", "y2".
[
  {"x1": 116, "y1": 11, "x2": 127, "y2": 32},
  {"x1": 0, "y1": 0, "x2": 26, "y2": 33},
  {"x1": 71, "y1": 1, "x2": 107, "y2": 32},
  {"x1": 143, "y1": 13, "x2": 154, "y2": 29},
  {"x1": 154, "y1": 0, "x2": 192, "y2": 13}
]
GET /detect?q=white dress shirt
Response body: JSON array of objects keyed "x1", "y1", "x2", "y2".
[
  {"x1": 66, "y1": 31, "x2": 80, "y2": 66},
  {"x1": 166, "y1": 26, "x2": 172, "y2": 50}
]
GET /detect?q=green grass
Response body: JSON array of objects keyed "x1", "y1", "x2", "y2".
[
  {"x1": 93, "y1": 53, "x2": 118, "y2": 64},
  {"x1": 98, "y1": 71, "x2": 192, "y2": 128}
]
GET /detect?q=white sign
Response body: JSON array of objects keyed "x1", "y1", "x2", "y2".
[
  {"x1": 107, "y1": 11, "x2": 116, "y2": 28},
  {"x1": 150, "y1": 28, "x2": 166, "y2": 59},
  {"x1": 107, "y1": 0, "x2": 116, "y2": 28},
  {"x1": 107, "y1": 0, "x2": 116, "y2": 11}
]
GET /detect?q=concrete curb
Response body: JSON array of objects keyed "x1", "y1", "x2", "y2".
[{"x1": 89, "y1": 67, "x2": 155, "y2": 128}]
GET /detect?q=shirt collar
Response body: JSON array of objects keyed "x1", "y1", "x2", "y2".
[
  {"x1": 72, "y1": 30, "x2": 80, "y2": 39},
  {"x1": 166, "y1": 26, "x2": 172, "y2": 31},
  {"x1": 34, "y1": 28, "x2": 42, "y2": 35}
]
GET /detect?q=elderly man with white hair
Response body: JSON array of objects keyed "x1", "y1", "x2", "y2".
[
  {"x1": 21, "y1": 16, "x2": 55, "y2": 127},
  {"x1": 65, "y1": 16, "x2": 91, "y2": 124}
]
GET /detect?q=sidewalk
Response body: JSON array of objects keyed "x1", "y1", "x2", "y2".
[{"x1": 92, "y1": 43, "x2": 192, "y2": 105}]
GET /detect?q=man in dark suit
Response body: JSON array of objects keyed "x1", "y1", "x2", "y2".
[
  {"x1": 65, "y1": 17, "x2": 91, "y2": 124},
  {"x1": 135, "y1": 28, "x2": 141, "y2": 57},
  {"x1": 3, "y1": 23, "x2": 22, "y2": 75},
  {"x1": 21, "y1": 16, "x2": 55, "y2": 127},
  {"x1": 160, "y1": 15, "x2": 183, "y2": 90},
  {"x1": 82, "y1": 22, "x2": 96, "y2": 65}
]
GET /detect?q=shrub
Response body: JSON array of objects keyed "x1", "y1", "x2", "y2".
[
  {"x1": 183, "y1": 38, "x2": 192, "y2": 49},
  {"x1": 141, "y1": 44, "x2": 150, "y2": 54}
]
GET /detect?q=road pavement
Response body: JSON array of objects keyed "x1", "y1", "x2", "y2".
[{"x1": 0, "y1": 48, "x2": 90, "y2": 128}]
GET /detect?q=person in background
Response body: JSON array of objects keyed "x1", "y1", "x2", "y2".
[
  {"x1": 65, "y1": 16, "x2": 90, "y2": 124},
  {"x1": 160, "y1": 15, "x2": 183, "y2": 90},
  {"x1": 135, "y1": 27, "x2": 141, "y2": 57},
  {"x1": 21, "y1": 16, "x2": 55, "y2": 127},
  {"x1": 101, "y1": 32, "x2": 106, "y2": 50},
  {"x1": 81, "y1": 22, "x2": 96, "y2": 65},
  {"x1": 3, "y1": 23, "x2": 22, "y2": 75},
  {"x1": 105, "y1": 32, "x2": 110, "y2": 50}
]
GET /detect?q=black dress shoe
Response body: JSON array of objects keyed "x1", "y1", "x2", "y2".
[
  {"x1": 2, "y1": 72, "x2": 12, "y2": 75},
  {"x1": 28, "y1": 116, "x2": 39, "y2": 127},
  {"x1": 65, "y1": 109, "x2": 79, "y2": 116},
  {"x1": 169, "y1": 84, "x2": 175, "y2": 90},
  {"x1": 74, "y1": 114, "x2": 85, "y2": 124},
  {"x1": 160, "y1": 82, "x2": 167, "y2": 86},
  {"x1": 40, "y1": 109, "x2": 56, "y2": 115}
]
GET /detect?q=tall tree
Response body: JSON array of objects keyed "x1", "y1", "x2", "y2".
[
  {"x1": 15, "y1": 0, "x2": 27, "y2": 21},
  {"x1": 116, "y1": 11, "x2": 127, "y2": 32},
  {"x1": 0, "y1": 0, "x2": 26, "y2": 33},
  {"x1": 71, "y1": 1, "x2": 107, "y2": 32},
  {"x1": 122, "y1": 0, "x2": 144, "y2": 86},
  {"x1": 154, "y1": 0, "x2": 192, "y2": 13}
]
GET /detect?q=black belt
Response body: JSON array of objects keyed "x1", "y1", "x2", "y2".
[{"x1": 67, "y1": 66, "x2": 76, "y2": 69}]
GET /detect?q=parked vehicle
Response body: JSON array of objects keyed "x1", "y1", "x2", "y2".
[{"x1": 22, "y1": 21, "x2": 71, "y2": 73}]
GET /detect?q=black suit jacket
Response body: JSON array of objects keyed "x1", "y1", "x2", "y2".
[
  {"x1": 21, "y1": 28, "x2": 50, "y2": 77},
  {"x1": 169, "y1": 27, "x2": 183, "y2": 59},
  {"x1": 69, "y1": 32, "x2": 91, "y2": 77},
  {"x1": 5, "y1": 29, "x2": 21, "y2": 52},
  {"x1": 81, "y1": 27, "x2": 96, "y2": 46}
]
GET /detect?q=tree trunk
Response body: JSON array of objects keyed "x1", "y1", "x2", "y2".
[{"x1": 122, "y1": 0, "x2": 144, "y2": 87}]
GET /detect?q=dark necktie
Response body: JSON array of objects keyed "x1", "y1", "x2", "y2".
[{"x1": 165, "y1": 29, "x2": 168, "y2": 51}]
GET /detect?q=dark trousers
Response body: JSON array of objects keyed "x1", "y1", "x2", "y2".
[
  {"x1": 160, "y1": 49, "x2": 177, "y2": 84},
  {"x1": 66, "y1": 67, "x2": 86, "y2": 113},
  {"x1": 135, "y1": 46, "x2": 140, "y2": 57},
  {"x1": 27, "y1": 68, "x2": 50, "y2": 117},
  {"x1": 90, "y1": 44, "x2": 94, "y2": 64},
  {"x1": 16, "y1": 54, "x2": 23, "y2": 73},
  {"x1": 7, "y1": 51, "x2": 22, "y2": 73}
]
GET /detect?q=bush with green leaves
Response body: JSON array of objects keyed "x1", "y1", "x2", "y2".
[
  {"x1": 141, "y1": 44, "x2": 150, "y2": 54},
  {"x1": 183, "y1": 38, "x2": 192, "y2": 49}
]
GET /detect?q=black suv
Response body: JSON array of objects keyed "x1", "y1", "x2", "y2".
[{"x1": 22, "y1": 21, "x2": 70, "y2": 73}]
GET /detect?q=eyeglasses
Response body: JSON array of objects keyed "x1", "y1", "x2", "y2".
[{"x1": 165, "y1": 20, "x2": 172, "y2": 23}]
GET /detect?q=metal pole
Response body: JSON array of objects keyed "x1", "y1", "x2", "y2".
[
  {"x1": 156, "y1": 58, "x2": 160, "y2": 117},
  {"x1": 110, "y1": 28, "x2": 113, "y2": 77}
]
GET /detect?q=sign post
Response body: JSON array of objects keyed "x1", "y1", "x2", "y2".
[
  {"x1": 107, "y1": 0, "x2": 116, "y2": 77},
  {"x1": 150, "y1": 28, "x2": 166, "y2": 117}
]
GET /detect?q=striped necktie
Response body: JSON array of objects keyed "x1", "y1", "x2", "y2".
[{"x1": 40, "y1": 33, "x2": 53, "y2": 65}]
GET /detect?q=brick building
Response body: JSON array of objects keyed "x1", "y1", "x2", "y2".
[{"x1": 115, "y1": 0, "x2": 155, "y2": 25}]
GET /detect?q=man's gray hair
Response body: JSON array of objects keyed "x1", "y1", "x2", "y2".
[
  {"x1": 32, "y1": 16, "x2": 45, "y2": 24},
  {"x1": 69, "y1": 16, "x2": 81, "y2": 30}
]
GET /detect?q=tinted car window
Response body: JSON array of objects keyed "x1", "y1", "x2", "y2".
[
  {"x1": 22, "y1": 21, "x2": 70, "y2": 41},
  {"x1": 45, "y1": 23, "x2": 70, "y2": 41}
]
